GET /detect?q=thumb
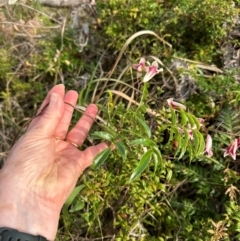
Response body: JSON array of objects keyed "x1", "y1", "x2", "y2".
[
  {"x1": 31, "y1": 93, "x2": 64, "y2": 136},
  {"x1": 79, "y1": 143, "x2": 109, "y2": 170}
]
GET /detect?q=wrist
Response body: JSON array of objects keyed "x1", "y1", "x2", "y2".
[
  {"x1": 0, "y1": 188, "x2": 60, "y2": 241},
  {"x1": 0, "y1": 227, "x2": 50, "y2": 241}
]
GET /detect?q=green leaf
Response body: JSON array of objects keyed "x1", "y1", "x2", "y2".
[
  {"x1": 186, "y1": 113, "x2": 200, "y2": 130},
  {"x1": 130, "y1": 149, "x2": 153, "y2": 182},
  {"x1": 192, "y1": 131, "x2": 205, "y2": 157},
  {"x1": 186, "y1": 113, "x2": 195, "y2": 129},
  {"x1": 131, "y1": 138, "x2": 155, "y2": 146},
  {"x1": 188, "y1": 146, "x2": 194, "y2": 162},
  {"x1": 196, "y1": 131, "x2": 205, "y2": 156},
  {"x1": 107, "y1": 89, "x2": 114, "y2": 112},
  {"x1": 190, "y1": 114, "x2": 201, "y2": 130},
  {"x1": 62, "y1": 208, "x2": 71, "y2": 229},
  {"x1": 152, "y1": 152, "x2": 158, "y2": 173},
  {"x1": 135, "y1": 115, "x2": 151, "y2": 138},
  {"x1": 115, "y1": 140, "x2": 127, "y2": 161},
  {"x1": 180, "y1": 108, "x2": 188, "y2": 126},
  {"x1": 93, "y1": 147, "x2": 111, "y2": 169},
  {"x1": 152, "y1": 146, "x2": 164, "y2": 169},
  {"x1": 170, "y1": 107, "x2": 177, "y2": 125},
  {"x1": 166, "y1": 169, "x2": 173, "y2": 181},
  {"x1": 168, "y1": 126, "x2": 175, "y2": 144},
  {"x1": 178, "y1": 127, "x2": 189, "y2": 159},
  {"x1": 62, "y1": 184, "x2": 85, "y2": 229},
  {"x1": 173, "y1": 127, "x2": 182, "y2": 157},
  {"x1": 69, "y1": 200, "x2": 85, "y2": 212},
  {"x1": 91, "y1": 131, "x2": 114, "y2": 142},
  {"x1": 192, "y1": 131, "x2": 199, "y2": 156},
  {"x1": 65, "y1": 184, "x2": 85, "y2": 209}
]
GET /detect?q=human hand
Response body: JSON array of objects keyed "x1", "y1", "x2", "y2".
[{"x1": 0, "y1": 84, "x2": 107, "y2": 240}]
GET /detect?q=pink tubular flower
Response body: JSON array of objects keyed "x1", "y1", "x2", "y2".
[
  {"x1": 204, "y1": 134, "x2": 213, "y2": 157},
  {"x1": 224, "y1": 139, "x2": 238, "y2": 160},
  {"x1": 167, "y1": 98, "x2": 186, "y2": 111},
  {"x1": 143, "y1": 61, "x2": 162, "y2": 83},
  {"x1": 132, "y1": 57, "x2": 147, "y2": 73}
]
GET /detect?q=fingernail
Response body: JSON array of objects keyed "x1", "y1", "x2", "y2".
[
  {"x1": 57, "y1": 84, "x2": 65, "y2": 89},
  {"x1": 50, "y1": 93, "x2": 58, "y2": 104}
]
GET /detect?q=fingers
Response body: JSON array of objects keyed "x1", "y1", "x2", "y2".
[
  {"x1": 54, "y1": 90, "x2": 78, "y2": 139},
  {"x1": 27, "y1": 85, "x2": 97, "y2": 145},
  {"x1": 35, "y1": 84, "x2": 65, "y2": 117},
  {"x1": 29, "y1": 92, "x2": 65, "y2": 136},
  {"x1": 28, "y1": 84, "x2": 65, "y2": 130},
  {"x1": 66, "y1": 104, "x2": 98, "y2": 147}
]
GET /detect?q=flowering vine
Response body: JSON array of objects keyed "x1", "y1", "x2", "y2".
[{"x1": 132, "y1": 57, "x2": 240, "y2": 161}]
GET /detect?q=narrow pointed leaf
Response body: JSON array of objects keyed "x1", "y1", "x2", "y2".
[
  {"x1": 91, "y1": 131, "x2": 114, "y2": 142},
  {"x1": 178, "y1": 127, "x2": 189, "y2": 159},
  {"x1": 180, "y1": 108, "x2": 188, "y2": 126},
  {"x1": 192, "y1": 131, "x2": 200, "y2": 157},
  {"x1": 196, "y1": 131, "x2": 205, "y2": 156},
  {"x1": 62, "y1": 184, "x2": 85, "y2": 229},
  {"x1": 170, "y1": 107, "x2": 177, "y2": 125},
  {"x1": 152, "y1": 146, "x2": 164, "y2": 169},
  {"x1": 190, "y1": 114, "x2": 201, "y2": 130},
  {"x1": 168, "y1": 127, "x2": 174, "y2": 144},
  {"x1": 135, "y1": 115, "x2": 151, "y2": 138},
  {"x1": 192, "y1": 131, "x2": 205, "y2": 157},
  {"x1": 186, "y1": 113, "x2": 200, "y2": 130},
  {"x1": 173, "y1": 127, "x2": 182, "y2": 157},
  {"x1": 152, "y1": 152, "x2": 158, "y2": 173},
  {"x1": 115, "y1": 140, "x2": 127, "y2": 161},
  {"x1": 93, "y1": 147, "x2": 111, "y2": 169},
  {"x1": 188, "y1": 145, "x2": 194, "y2": 161},
  {"x1": 166, "y1": 169, "x2": 173, "y2": 181},
  {"x1": 65, "y1": 184, "x2": 85, "y2": 209},
  {"x1": 186, "y1": 113, "x2": 195, "y2": 129},
  {"x1": 130, "y1": 149, "x2": 153, "y2": 182},
  {"x1": 131, "y1": 138, "x2": 155, "y2": 146},
  {"x1": 69, "y1": 200, "x2": 85, "y2": 213}
]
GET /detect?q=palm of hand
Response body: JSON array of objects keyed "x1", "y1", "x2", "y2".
[{"x1": 0, "y1": 84, "x2": 106, "y2": 215}]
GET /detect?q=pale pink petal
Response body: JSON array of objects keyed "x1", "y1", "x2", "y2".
[
  {"x1": 132, "y1": 57, "x2": 147, "y2": 73},
  {"x1": 143, "y1": 61, "x2": 162, "y2": 82},
  {"x1": 204, "y1": 134, "x2": 213, "y2": 157},
  {"x1": 224, "y1": 139, "x2": 238, "y2": 160},
  {"x1": 167, "y1": 98, "x2": 186, "y2": 111},
  {"x1": 197, "y1": 118, "x2": 205, "y2": 127}
]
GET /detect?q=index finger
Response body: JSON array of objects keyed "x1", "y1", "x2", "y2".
[{"x1": 28, "y1": 84, "x2": 65, "y2": 131}]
